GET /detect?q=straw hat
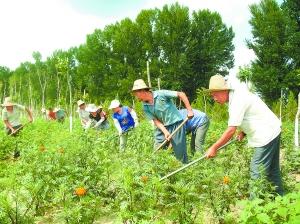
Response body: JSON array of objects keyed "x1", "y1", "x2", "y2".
[
  {"x1": 77, "y1": 100, "x2": 85, "y2": 106},
  {"x1": 132, "y1": 79, "x2": 150, "y2": 91},
  {"x1": 1, "y1": 97, "x2": 15, "y2": 107},
  {"x1": 206, "y1": 74, "x2": 231, "y2": 92},
  {"x1": 86, "y1": 104, "x2": 98, "y2": 113},
  {"x1": 109, "y1": 100, "x2": 120, "y2": 110}
]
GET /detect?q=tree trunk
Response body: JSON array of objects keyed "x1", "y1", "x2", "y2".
[
  {"x1": 38, "y1": 71, "x2": 47, "y2": 109},
  {"x1": 56, "y1": 72, "x2": 61, "y2": 107},
  {"x1": 67, "y1": 72, "x2": 73, "y2": 132}
]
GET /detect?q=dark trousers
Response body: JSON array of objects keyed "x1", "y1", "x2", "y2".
[
  {"x1": 154, "y1": 120, "x2": 188, "y2": 164},
  {"x1": 6, "y1": 124, "x2": 23, "y2": 136},
  {"x1": 250, "y1": 134, "x2": 284, "y2": 196}
]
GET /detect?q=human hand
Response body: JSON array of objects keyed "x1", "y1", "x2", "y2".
[
  {"x1": 187, "y1": 110, "x2": 194, "y2": 119},
  {"x1": 164, "y1": 131, "x2": 171, "y2": 141},
  {"x1": 10, "y1": 128, "x2": 16, "y2": 134},
  {"x1": 237, "y1": 131, "x2": 246, "y2": 141},
  {"x1": 206, "y1": 146, "x2": 218, "y2": 158}
]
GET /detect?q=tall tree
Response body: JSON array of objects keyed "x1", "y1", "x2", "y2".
[
  {"x1": 154, "y1": 3, "x2": 191, "y2": 91},
  {"x1": 282, "y1": 0, "x2": 300, "y2": 68},
  {"x1": 32, "y1": 51, "x2": 48, "y2": 108},
  {"x1": 186, "y1": 9, "x2": 235, "y2": 100},
  {"x1": 282, "y1": 0, "x2": 300, "y2": 95},
  {"x1": 247, "y1": 0, "x2": 294, "y2": 102},
  {"x1": 76, "y1": 29, "x2": 111, "y2": 102},
  {"x1": 0, "y1": 3, "x2": 236, "y2": 106},
  {"x1": 0, "y1": 66, "x2": 11, "y2": 102}
]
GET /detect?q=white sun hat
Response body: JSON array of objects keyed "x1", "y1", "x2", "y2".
[
  {"x1": 132, "y1": 79, "x2": 150, "y2": 91},
  {"x1": 86, "y1": 104, "x2": 98, "y2": 112},
  {"x1": 1, "y1": 97, "x2": 15, "y2": 107},
  {"x1": 206, "y1": 74, "x2": 231, "y2": 92},
  {"x1": 109, "y1": 100, "x2": 121, "y2": 110},
  {"x1": 77, "y1": 100, "x2": 85, "y2": 106}
]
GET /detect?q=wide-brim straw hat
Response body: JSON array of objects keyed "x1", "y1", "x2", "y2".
[
  {"x1": 77, "y1": 100, "x2": 85, "y2": 106},
  {"x1": 109, "y1": 99, "x2": 120, "y2": 110},
  {"x1": 86, "y1": 104, "x2": 98, "y2": 113},
  {"x1": 1, "y1": 97, "x2": 15, "y2": 107},
  {"x1": 132, "y1": 79, "x2": 150, "y2": 91},
  {"x1": 205, "y1": 74, "x2": 231, "y2": 92}
]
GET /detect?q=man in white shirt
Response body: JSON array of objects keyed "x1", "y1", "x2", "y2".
[
  {"x1": 1, "y1": 97, "x2": 33, "y2": 135},
  {"x1": 205, "y1": 74, "x2": 284, "y2": 196},
  {"x1": 77, "y1": 100, "x2": 91, "y2": 130}
]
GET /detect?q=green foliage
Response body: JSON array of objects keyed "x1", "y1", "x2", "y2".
[
  {"x1": 238, "y1": 186, "x2": 300, "y2": 224},
  {"x1": 186, "y1": 9, "x2": 235, "y2": 100},
  {"x1": 272, "y1": 91, "x2": 298, "y2": 121},
  {"x1": 247, "y1": 0, "x2": 300, "y2": 103},
  {"x1": 192, "y1": 89, "x2": 228, "y2": 121},
  {"x1": 237, "y1": 65, "x2": 256, "y2": 92},
  {"x1": 0, "y1": 111, "x2": 299, "y2": 223},
  {"x1": 0, "y1": 66, "x2": 11, "y2": 101},
  {"x1": 2, "y1": 2, "x2": 234, "y2": 108},
  {"x1": 282, "y1": 0, "x2": 300, "y2": 69}
]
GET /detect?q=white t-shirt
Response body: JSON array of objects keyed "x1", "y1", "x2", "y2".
[
  {"x1": 2, "y1": 104, "x2": 26, "y2": 127},
  {"x1": 228, "y1": 89, "x2": 281, "y2": 147},
  {"x1": 78, "y1": 109, "x2": 90, "y2": 125}
]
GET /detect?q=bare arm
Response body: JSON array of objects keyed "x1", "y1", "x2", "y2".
[
  {"x1": 113, "y1": 118, "x2": 123, "y2": 135},
  {"x1": 3, "y1": 120, "x2": 14, "y2": 132},
  {"x1": 153, "y1": 118, "x2": 171, "y2": 141},
  {"x1": 177, "y1": 91, "x2": 193, "y2": 119},
  {"x1": 206, "y1": 126, "x2": 237, "y2": 158}
]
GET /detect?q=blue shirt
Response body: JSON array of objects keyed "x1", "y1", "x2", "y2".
[
  {"x1": 179, "y1": 109, "x2": 208, "y2": 132},
  {"x1": 143, "y1": 90, "x2": 182, "y2": 126},
  {"x1": 113, "y1": 106, "x2": 135, "y2": 132}
]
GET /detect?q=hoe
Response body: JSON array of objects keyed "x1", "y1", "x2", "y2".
[{"x1": 160, "y1": 138, "x2": 236, "y2": 181}]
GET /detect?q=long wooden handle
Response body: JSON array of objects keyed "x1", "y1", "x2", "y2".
[
  {"x1": 159, "y1": 138, "x2": 236, "y2": 181},
  {"x1": 153, "y1": 117, "x2": 189, "y2": 154},
  {"x1": 9, "y1": 122, "x2": 28, "y2": 136}
]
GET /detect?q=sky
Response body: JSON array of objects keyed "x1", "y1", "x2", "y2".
[{"x1": 0, "y1": 0, "x2": 263, "y2": 76}]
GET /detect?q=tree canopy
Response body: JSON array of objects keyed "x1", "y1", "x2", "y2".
[
  {"x1": 1, "y1": 3, "x2": 235, "y2": 108},
  {"x1": 246, "y1": 0, "x2": 300, "y2": 102}
]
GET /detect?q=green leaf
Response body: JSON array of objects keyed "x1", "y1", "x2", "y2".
[
  {"x1": 257, "y1": 213, "x2": 272, "y2": 224},
  {"x1": 276, "y1": 207, "x2": 288, "y2": 219}
]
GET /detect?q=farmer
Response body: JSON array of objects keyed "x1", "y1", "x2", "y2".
[
  {"x1": 109, "y1": 99, "x2": 139, "y2": 151},
  {"x1": 86, "y1": 104, "x2": 109, "y2": 130},
  {"x1": 132, "y1": 79, "x2": 193, "y2": 164},
  {"x1": 179, "y1": 109, "x2": 210, "y2": 155},
  {"x1": 1, "y1": 97, "x2": 33, "y2": 135},
  {"x1": 54, "y1": 107, "x2": 66, "y2": 123},
  {"x1": 47, "y1": 107, "x2": 57, "y2": 120},
  {"x1": 205, "y1": 74, "x2": 284, "y2": 196},
  {"x1": 77, "y1": 100, "x2": 91, "y2": 130}
]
